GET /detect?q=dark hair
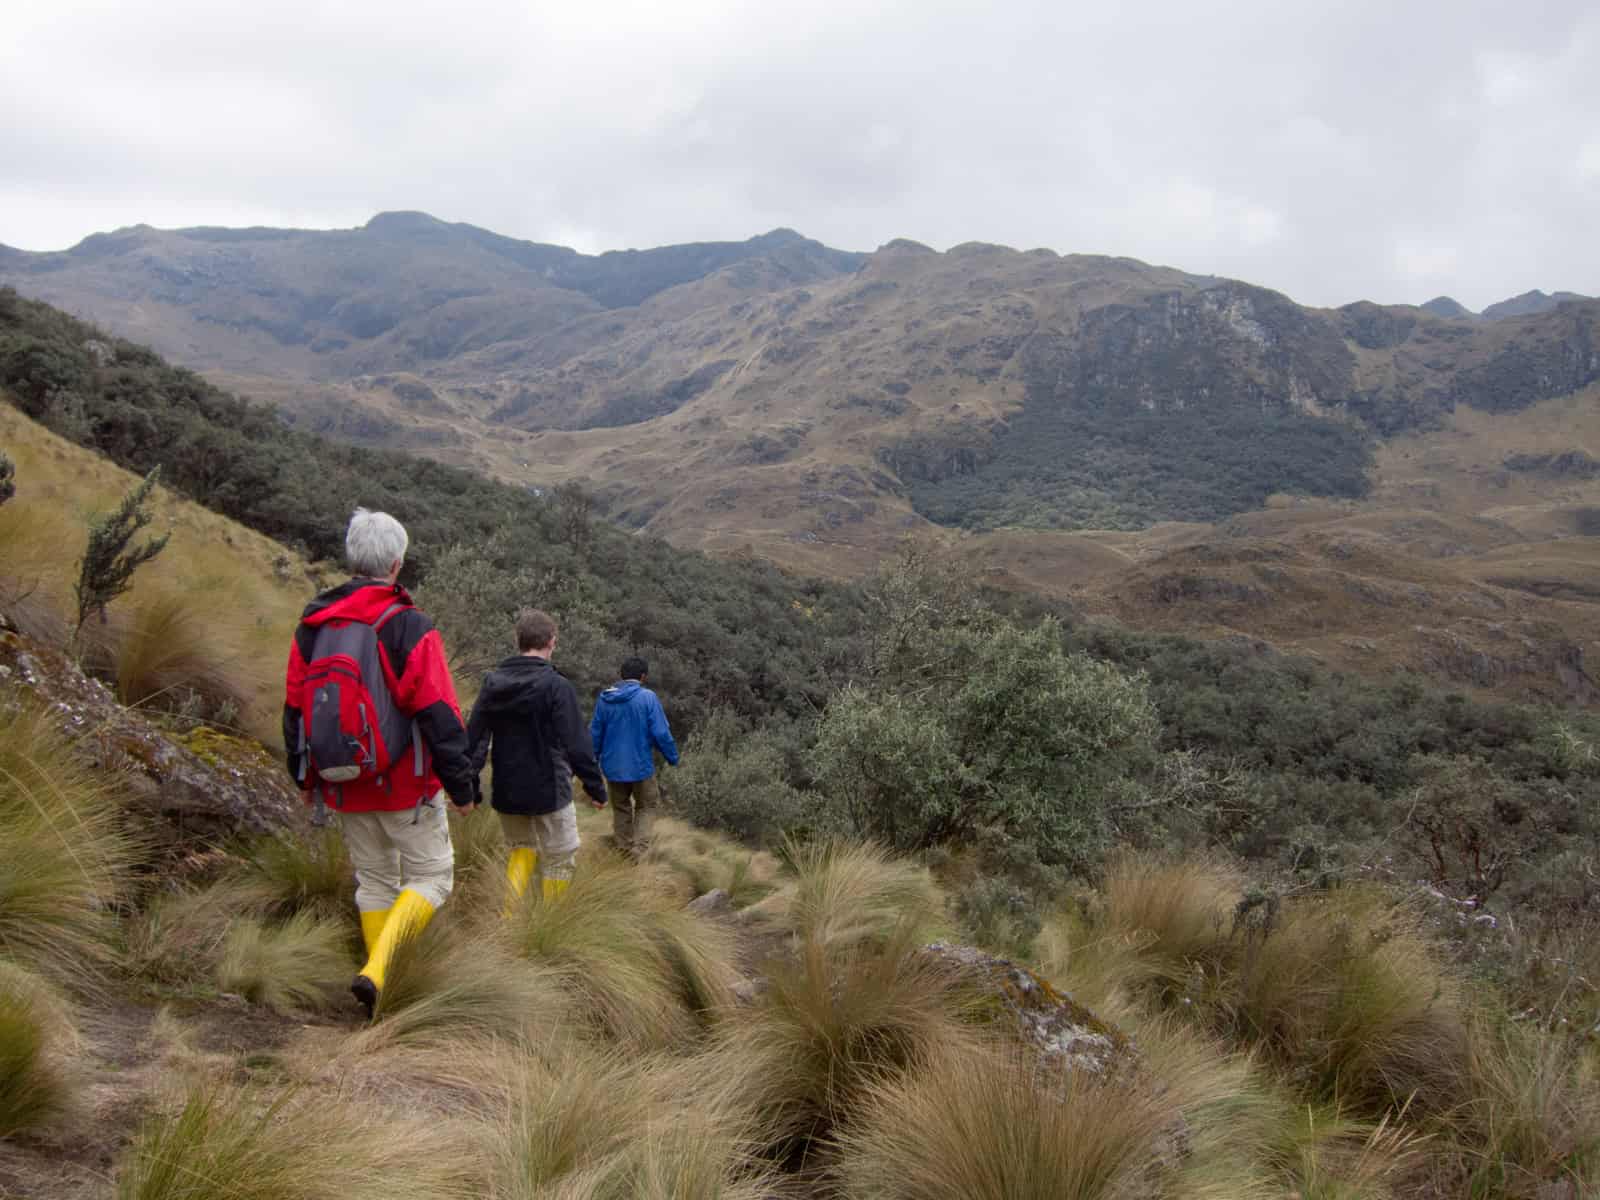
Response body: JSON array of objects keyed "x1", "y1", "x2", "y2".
[
  {"x1": 620, "y1": 655, "x2": 648, "y2": 681},
  {"x1": 515, "y1": 608, "x2": 558, "y2": 652}
]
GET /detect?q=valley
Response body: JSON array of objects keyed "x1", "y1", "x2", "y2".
[{"x1": 5, "y1": 215, "x2": 1600, "y2": 704}]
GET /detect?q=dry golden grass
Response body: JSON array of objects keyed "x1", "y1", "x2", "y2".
[
  {"x1": 831, "y1": 1039, "x2": 1176, "y2": 1200},
  {"x1": 111, "y1": 589, "x2": 255, "y2": 721},
  {"x1": 499, "y1": 849, "x2": 739, "y2": 1049},
  {"x1": 0, "y1": 699, "x2": 141, "y2": 990},
  {"x1": 214, "y1": 912, "x2": 352, "y2": 1013},
  {"x1": 643, "y1": 816, "x2": 782, "y2": 908},
  {"x1": 709, "y1": 927, "x2": 984, "y2": 1160},
  {"x1": 0, "y1": 961, "x2": 79, "y2": 1137},
  {"x1": 115, "y1": 1079, "x2": 486, "y2": 1200},
  {"x1": 756, "y1": 838, "x2": 946, "y2": 951}
]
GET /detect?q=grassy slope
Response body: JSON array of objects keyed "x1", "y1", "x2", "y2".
[{"x1": 0, "y1": 401, "x2": 317, "y2": 741}]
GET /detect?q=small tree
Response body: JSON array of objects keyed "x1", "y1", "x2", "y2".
[
  {"x1": 0, "y1": 451, "x2": 14, "y2": 508},
  {"x1": 73, "y1": 468, "x2": 170, "y2": 636}
]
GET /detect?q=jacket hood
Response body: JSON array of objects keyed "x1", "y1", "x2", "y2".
[
  {"x1": 599, "y1": 680, "x2": 643, "y2": 704},
  {"x1": 301, "y1": 579, "x2": 413, "y2": 627},
  {"x1": 477, "y1": 654, "x2": 558, "y2": 717}
]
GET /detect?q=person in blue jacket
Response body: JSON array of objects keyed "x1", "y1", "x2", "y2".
[{"x1": 589, "y1": 655, "x2": 679, "y2": 858}]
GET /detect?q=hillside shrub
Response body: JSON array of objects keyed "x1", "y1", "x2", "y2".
[
  {"x1": 667, "y1": 709, "x2": 805, "y2": 844},
  {"x1": 816, "y1": 616, "x2": 1157, "y2": 868},
  {"x1": 110, "y1": 589, "x2": 253, "y2": 723},
  {"x1": 73, "y1": 466, "x2": 169, "y2": 636}
]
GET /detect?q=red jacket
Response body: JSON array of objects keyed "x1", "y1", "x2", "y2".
[{"x1": 282, "y1": 580, "x2": 473, "y2": 813}]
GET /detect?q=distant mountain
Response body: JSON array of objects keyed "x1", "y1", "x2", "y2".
[
  {"x1": 4, "y1": 217, "x2": 1600, "y2": 584},
  {"x1": 1420, "y1": 295, "x2": 1474, "y2": 319},
  {"x1": 1482, "y1": 289, "x2": 1592, "y2": 320},
  {"x1": 0, "y1": 213, "x2": 865, "y2": 376}
]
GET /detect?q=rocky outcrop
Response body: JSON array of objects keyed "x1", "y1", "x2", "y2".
[
  {"x1": 920, "y1": 942, "x2": 1137, "y2": 1081},
  {"x1": 0, "y1": 625, "x2": 297, "y2": 853}
]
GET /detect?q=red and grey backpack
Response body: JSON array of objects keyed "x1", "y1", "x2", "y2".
[{"x1": 295, "y1": 603, "x2": 423, "y2": 799}]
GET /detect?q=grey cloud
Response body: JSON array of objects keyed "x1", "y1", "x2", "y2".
[{"x1": 2, "y1": 0, "x2": 1596, "y2": 309}]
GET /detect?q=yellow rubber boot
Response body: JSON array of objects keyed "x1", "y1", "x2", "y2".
[
  {"x1": 541, "y1": 876, "x2": 570, "y2": 902},
  {"x1": 351, "y1": 889, "x2": 436, "y2": 1018},
  {"x1": 506, "y1": 847, "x2": 538, "y2": 900},
  {"x1": 358, "y1": 907, "x2": 391, "y2": 957}
]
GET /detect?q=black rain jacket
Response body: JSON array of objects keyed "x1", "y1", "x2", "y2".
[{"x1": 466, "y1": 654, "x2": 606, "y2": 816}]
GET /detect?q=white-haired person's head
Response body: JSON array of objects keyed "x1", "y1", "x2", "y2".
[{"x1": 345, "y1": 508, "x2": 409, "y2": 581}]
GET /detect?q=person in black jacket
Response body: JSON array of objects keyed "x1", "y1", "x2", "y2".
[{"x1": 466, "y1": 608, "x2": 607, "y2": 903}]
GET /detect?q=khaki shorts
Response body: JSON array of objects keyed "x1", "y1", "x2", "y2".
[{"x1": 498, "y1": 803, "x2": 580, "y2": 858}]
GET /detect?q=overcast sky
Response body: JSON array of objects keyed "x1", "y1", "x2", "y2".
[{"x1": 3, "y1": 0, "x2": 1596, "y2": 310}]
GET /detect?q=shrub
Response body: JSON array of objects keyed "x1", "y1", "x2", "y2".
[
  {"x1": 0, "y1": 450, "x2": 13, "y2": 507},
  {"x1": 0, "y1": 962, "x2": 75, "y2": 1136},
  {"x1": 667, "y1": 709, "x2": 806, "y2": 843},
  {"x1": 74, "y1": 466, "x2": 169, "y2": 637},
  {"x1": 214, "y1": 912, "x2": 352, "y2": 1013},
  {"x1": 115, "y1": 1081, "x2": 483, "y2": 1200},
  {"x1": 815, "y1": 615, "x2": 1158, "y2": 868}
]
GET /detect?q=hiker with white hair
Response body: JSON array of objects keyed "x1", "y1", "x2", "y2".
[{"x1": 282, "y1": 507, "x2": 477, "y2": 1019}]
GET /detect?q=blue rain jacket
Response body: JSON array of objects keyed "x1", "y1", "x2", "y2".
[{"x1": 589, "y1": 680, "x2": 679, "y2": 782}]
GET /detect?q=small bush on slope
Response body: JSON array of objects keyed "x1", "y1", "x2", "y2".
[
  {"x1": 0, "y1": 961, "x2": 77, "y2": 1136},
  {"x1": 0, "y1": 699, "x2": 139, "y2": 989},
  {"x1": 115, "y1": 1081, "x2": 482, "y2": 1200}
]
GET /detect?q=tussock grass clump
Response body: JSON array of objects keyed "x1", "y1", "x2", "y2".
[
  {"x1": 488, "y1": 1047, "x2": 774, "y2": 1200},
  {"x1": 0, "y1": 499, "x2": 74, "y2": 645},
  {"x1": 1065, "y1": 857, "x2": 1470, "y2": 1117},
  {"x1": 364, "y1": 920, "x2": 576, "y2": 1052},
  {"x1": 110, "y1": 590, "x2": 255, "y2": 721},
  {"x1": 239, "y1": 825, "x2": 353, "y2": 921},
  {"x1": 501, "y1": 851, "x2": 739, "y2": 1049},
  {"x1": 644, "y1": 817, "x2": 781, "y2": 908},
  {"x1": 1441, "y1": 1018, "x2": 1600, "y2": 1196},
  {"x1": 0, "y1": 699, "x2": 139, "y2": 988},
  {"x1": 115, "y1": 1081, "x2": 483, "y2": 1200},
  {"x1": 763, "y1": 838, "x2": 944, "y2": 950},
  {"x1": 125, "y1": 877, "x2": 278, "y2": 990},
  {"x1": 713, "y1": 929, "x2": 982, "y2": 1158},
  {"x1": 832, "y1": 1040, "x2": 1175, "y2": 1200},
  {"x1": 0, "y1": 961, "x2": 77, "y2": 1137},
  {"x1": 215, "y1": 912, "x2": 351, "y2": 1013},
  {"x1": 447, "y1": 805, "x2": 507, "y2": 912}
]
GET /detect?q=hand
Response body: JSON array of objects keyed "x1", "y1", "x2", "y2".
[{"x1": 588, "y1": 794, "x2": 608, "y2": 810}]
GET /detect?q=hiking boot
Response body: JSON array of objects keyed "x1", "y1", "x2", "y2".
[{"x1": 350, "y1": 973, "x2": 378, "y2": 1020}]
